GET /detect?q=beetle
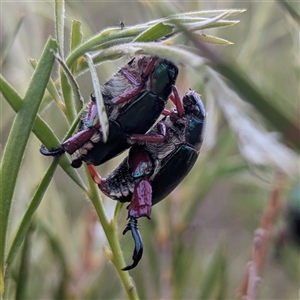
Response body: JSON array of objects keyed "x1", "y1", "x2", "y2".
[
  {"x1": 88, "y1": 90, "x2": 206, "y2": 270},
  {"x1": 40, "y1": 55, "x2": 180, "y2": 168}
]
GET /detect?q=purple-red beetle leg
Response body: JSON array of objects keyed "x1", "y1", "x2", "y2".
[
  {"x1": 129, "y1": 123, "x2": 168, "y2": 143},
  {"x1": 162, "y1": 109, "x2": 171, "y2": 116},
  {"x1": 110, "y1": 85, "x2": 144, "y2": 105},
  {"x1": 140, "y1": 57, "x2": 158, "y2": 80},
  {"x1": 62, "y1": 127, "x2": 98, "y2": 155},
  {"x1": 121, "y1": 69, "x2": 141, "y2": 86},
  {"x1": 110, "y1": 57, "x2": 158, "y2": 105},
  {"x1": 169, "y1": 85, "x2": 184, "y2": 117},
  {"x1": 128, "y1": 178, "x2": 152, "y2": 219}
]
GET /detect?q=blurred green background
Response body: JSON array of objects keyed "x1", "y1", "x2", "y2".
[{"x1": 1, "y1": 1, "x2": 299, "y2": 299}]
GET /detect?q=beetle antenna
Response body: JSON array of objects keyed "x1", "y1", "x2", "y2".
[{"x1": 121, "y1": 217, "x2": 143, "y2": 271}]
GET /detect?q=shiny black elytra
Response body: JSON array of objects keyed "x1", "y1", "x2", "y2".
[
  {"x1": 40, "y1": 55, "x2": 179, "y2": 168},
  {"x1": 88, "y1": 90, "x2": 206, "y2": 270}
]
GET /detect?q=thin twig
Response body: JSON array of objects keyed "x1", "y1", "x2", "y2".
[{"x1": 239, "y1": 173, "x2": 285, "y2": 299}]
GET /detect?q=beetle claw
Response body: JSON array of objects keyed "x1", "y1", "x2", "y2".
[
  {"x1": 40, "y1": 145, "x2": 65, "y2": 156},
  {"x1": 121, "y1": 217, "x2": 143, "y2": 271}
]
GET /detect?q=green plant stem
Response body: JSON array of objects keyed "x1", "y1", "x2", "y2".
[{"x1": 85, "y1": 165, "x2": 139, "y2": 300}]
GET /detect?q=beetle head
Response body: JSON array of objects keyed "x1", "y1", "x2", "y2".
[{"x1": 182, "y1": 90, "x2": 206, "y2": 150}]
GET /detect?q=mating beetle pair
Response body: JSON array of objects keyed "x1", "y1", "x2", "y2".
[
  {"x1": 41, "y1": 55, "x2": 206, "y2": 270},
  {"x1": 88, "y1": 90, "x2": 206, "y2": 270}
]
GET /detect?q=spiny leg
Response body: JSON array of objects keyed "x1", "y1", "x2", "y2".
[
  {"x1": 40, "y1": 127, "x2": 98, "y2": 157},
  {"x1": 122, "y1": 217, "x2": 143, "y2": 271},
  {"x1": 169, "y1": 85, "x2": 184, "y2": 117},
  {"x1": 129, "y1": 122, "x2": 167, "y2": 143},
  {"x1": 110, "y1": 57, "x2": 158, "y2": 105},
  {"x1": 121, "y1": 176, "x2": 152, "y2": 270}
]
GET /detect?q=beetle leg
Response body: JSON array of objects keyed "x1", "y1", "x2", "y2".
[
  {"x1": 61, "y1": 128, "x2": 99, "y2": 155},
  {"x1": 110, "y1": 85, "x2": 144, "y2": 105},
  {"x1": 162, "y1": 109, "x2": 171, "y2": 116},
  {"x1": 110, "y1": 57, "x2": 158, "y2": 105},
  {"x1": 40, "y1": 127, "x2": 98, "y2": 159},
  {"x1": 121, "y1": 172, "x2": 152, "y2": 270},
  {"x1": 121, "y1": 69, "x2": 142, "y2": 86},
  {"x1": 170, "y1": 85, "x2": 184, "y2": 117},
  {"x1": 87, "y1": 164, "x2": 103, "y2": 185},
  {"x1": 129, "y1": 123, "x2": 168, "y2": 143},
  {"x1": 128, "y1": 178, "x2": 152, "y2": 219},
  {"x1": 121, "y1": 217, "x2": 143, "y2": 271},
  {"x1": 140, "y1": 57, "x2": 157, "y2": 80}
]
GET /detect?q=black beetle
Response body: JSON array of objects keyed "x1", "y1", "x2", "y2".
[
  {"x1": 88, "y1": 90, "x2": 206, "y2": 270},
  {"x1": 40, "y1": 55, "x2": 180, "y2": 168}
]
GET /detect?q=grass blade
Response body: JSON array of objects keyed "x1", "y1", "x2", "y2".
[
  {"x1": 55, "y1": 0, "x2": 65, "y2": 59},
  {"x1": 70, "y1": 20, "x2": 83, "y2": 74},
  {"x1": 29, "y1": 58, "x2": 67, "y2": 115},
  {"x1": 5, "y1": 159, "x2": 59, "y2": 273},
  {"x1": 0, "y1": 74, "x2": 87, "y2": 191},
  {"x1": 85, "y1": 53, "x2": 109, "y2": 142},
  {"x1": 0, "y1": 37, "x2": 57, "y2": 289},
  {"x1": 0, "y1": 13, "x2": 24, "y2": 66},
  {"x1": 53, "y1": 51, "x2": 84, "y2": 113},
  {"x1": 134, "y1": 22, "x2": 173, "y2": 42}
]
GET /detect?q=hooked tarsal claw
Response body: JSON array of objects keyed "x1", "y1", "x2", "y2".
[
  {"x1": 40, "y1": 145, "x2": 65, "y2": 157},
  {"x1": 121, "y1": 217, "x2": 143, "y2": 271}
]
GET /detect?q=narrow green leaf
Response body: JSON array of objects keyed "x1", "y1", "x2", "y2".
[
  {"x1": 5, "y1": 159, "x2": 59, "y2": 271},
  {"x1": 60, "y1": 72, "x2": 75, "y2": 123},
  {"x1": 55, "y1": 0, "x2": 65, "y2": 59},
  {"x1": 134, "y1": 22, "x2": 173, "y2": 42},
  {"x1": 70, "y1": 20, "x2": 83, "y2": 74},
  {"x1": 71, "y1": 20, "x2": 83, "y2": 52},
  {"x1": 90, "y1": 37, "x2": 134, "y2": 53},
  {"x1": 177, "y1": 10, "x2": 238, "y2": 32},
  {"x1": 85, "y1": 53, "x2": 109, "y2": 142},
  {"x1": 195, "y1": 33, "x2": 233, "y2": 45},
  {"x1": 65, "y1": 9, "x2": 243, "y2": 70},
  {"x1": 198, "y1": 19, "x2": 240, "y2": 30},
  {"x1": 29, "y1": 58, "x2": 67, "y2": 115},
  {"x1": 0, "y1": 37, "x2": 57, "y2": 280},
  {"x1": 91, "y1": 42, "x2": 206, "y2": 70},
  {"x1": 147, "y1": 9, "x2": 246, "y2": 25},
  {"x1": 14, "y1": 225, "x2": 34, "y2": 300},
  {"x1": 0, "y1": 13, "x2": 24, "y2": 66},
  {"x1": 65, "y1": 26, "x2": 140, "y2": 69},
  {"x1": 0, "y1": 74, "x2": 87, "y2": 191},
  {"x1": 53, "y1": 51, "x2": 84, "y2": 114}
]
